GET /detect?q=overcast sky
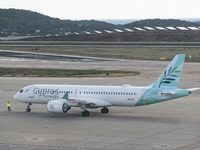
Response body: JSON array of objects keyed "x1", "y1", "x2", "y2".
[{"x1": 1, "y1": 0, "x2": 200, "y2": 20}]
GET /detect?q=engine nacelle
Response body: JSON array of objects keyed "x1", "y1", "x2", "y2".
[{"x1": 47, "y1": 99, "x2": 69, "y2": 113}]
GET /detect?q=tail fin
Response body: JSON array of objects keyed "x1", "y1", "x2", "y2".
[{"x1": 152, "y1": 54, "x2": 186, "y2": 88}]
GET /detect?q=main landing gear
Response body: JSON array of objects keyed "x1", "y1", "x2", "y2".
[
  {"x1": 26, "y1": 103, "x2": 32, "y2": 112},
  {"x1": 81, "y1": 107, "x2": 109, "y2": 117},
  {"x1": 82, "y1": 110, "x2": 90, "y2": 117},
  {"x1": 81, "y1": 105, "x2": 90, "y2": 117},
  {"x1": 101, "y1": 107, "x2": 109, "y2": 114}
]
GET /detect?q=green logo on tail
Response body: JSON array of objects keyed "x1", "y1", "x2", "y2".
[{"x1": 136, "y1": 54, "x2": 188, "y2": 106}]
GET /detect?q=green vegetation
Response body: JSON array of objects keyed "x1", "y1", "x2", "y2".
[
  {"x1": 25, "y1": 31, "x2": 200, "y2": 42},
  {"x1": 0, "y1": 9, "x2": 115, "y2": 37},
  {"x1": 1, "y1": 45, "x2": 200, "y2": 62},
  {"x1": 0, "y1": 68, "x2": 139, "y2": 77},
  {"x1": 124, "y1": 19, "x2": 197, "y2": 28}
]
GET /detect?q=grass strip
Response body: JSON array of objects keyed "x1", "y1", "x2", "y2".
[
  {"x1": 0, "y1": 68, "x2": 139, "y2": 77},
  {"x1": 1, "y1": 46, "x2": 200, "y2": 62}
]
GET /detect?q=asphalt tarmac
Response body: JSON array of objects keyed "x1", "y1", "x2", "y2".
[{"x1": 0, "y1": 51, "x2": 200, "y2": 150}]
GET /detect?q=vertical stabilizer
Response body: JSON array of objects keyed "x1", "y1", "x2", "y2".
[{"x1": 152, "y1": 54, "x2": 186, "y2": 88}]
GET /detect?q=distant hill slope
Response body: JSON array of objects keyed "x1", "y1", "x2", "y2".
[
  {"x1": 0, "y1": 9, "x2": 116, "y2": 36},
  {"x1": 195, "y1": 21, "x2": 200, "y2": 25},
  {"x1": 124, "y1": 19, "x2": 198, "y2": 28},
  {"x1": 0, "y1": 8, "x2": 199, "y2": 38}
]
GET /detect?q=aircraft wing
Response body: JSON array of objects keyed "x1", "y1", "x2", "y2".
[{"x1": 67, "y1": 97, "x2": 112, "y2": 108}]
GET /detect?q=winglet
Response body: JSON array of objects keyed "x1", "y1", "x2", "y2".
[{"x1": 152, "y1": 54, "x2": 186, "y2": 88}]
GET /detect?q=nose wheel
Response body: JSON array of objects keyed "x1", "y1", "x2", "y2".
[{"x1": 26, "y1": 103, "x2": 32, "y2": 112}]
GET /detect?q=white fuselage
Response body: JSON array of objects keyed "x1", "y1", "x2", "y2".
[{"x1": 14, "y1": 84, "x2": 148, "y2": 107}]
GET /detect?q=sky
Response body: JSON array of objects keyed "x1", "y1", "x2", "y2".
[{"x1": 1, "y1": 0, "x2": 200, "y2": 21}]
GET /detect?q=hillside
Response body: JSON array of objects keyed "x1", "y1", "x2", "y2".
[
  {"x1": 195, "y1": 21, "x2": 200, "y2": 25},
  {"x1": 124, "y1": 19, "x2": 198, "y2": 28},
  {"x1": 0, "y1": 8, "x2": 200, "y2": 41},
  {"x1": 0, "y1": 9, "x2": 116, "y2": 37}
]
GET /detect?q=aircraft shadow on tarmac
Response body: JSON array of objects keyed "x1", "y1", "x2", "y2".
[{"x1": 5, "y1": 110, "x2": 181, "y2": 123}]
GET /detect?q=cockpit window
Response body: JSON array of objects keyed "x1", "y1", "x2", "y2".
[
  {"x1": 20, "y1": 89, "x2": 23, "y2": 93},
  {"x1": 25, "y1": 89, "x2": 29, "y2": 93}
]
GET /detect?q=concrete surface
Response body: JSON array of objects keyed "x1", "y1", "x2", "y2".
[{"x1": 0, "y1": 52, "x2": 199, "y2": 150}]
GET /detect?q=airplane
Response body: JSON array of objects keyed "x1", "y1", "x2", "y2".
[{"x1": 14, "y1": 54, "x2": 199, "y2": 117}]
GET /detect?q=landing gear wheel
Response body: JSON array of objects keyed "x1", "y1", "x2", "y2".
[
  {"x1": 82, "y1": 110, "x2": 90, "y2": 117},
  {"x1": 26, "y1": 103, "x2": 32, "y2": 112},
  {"x1": 101, "y1": 107, "x2": 109, "y2": 114},
  {"x1": 26, "y1": 108, "x2": 31, "y2": 112}
]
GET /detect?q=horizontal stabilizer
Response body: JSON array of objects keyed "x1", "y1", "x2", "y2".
[
  {"x1": 158, "y1": 91, "x2": 175, "y2": 97},
  {"x1": 187, "y1": 88, "x2": 200, "y2": 92},
  {"x1": 187, "y1": 88, "x2": 200, "y2": 91}
]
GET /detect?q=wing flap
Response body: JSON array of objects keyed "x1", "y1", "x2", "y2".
[{"x1": 68, "y1": 97, "x2": 112, "y2": 108}]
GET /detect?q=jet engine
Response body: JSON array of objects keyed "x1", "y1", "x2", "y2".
[{"x1": 47, "y1": 99, "x2": 69, "y2": 113}]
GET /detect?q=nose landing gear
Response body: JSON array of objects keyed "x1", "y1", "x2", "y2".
[{"x1": 26, "y1": 103, "x2": 32, "y2": 112}]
